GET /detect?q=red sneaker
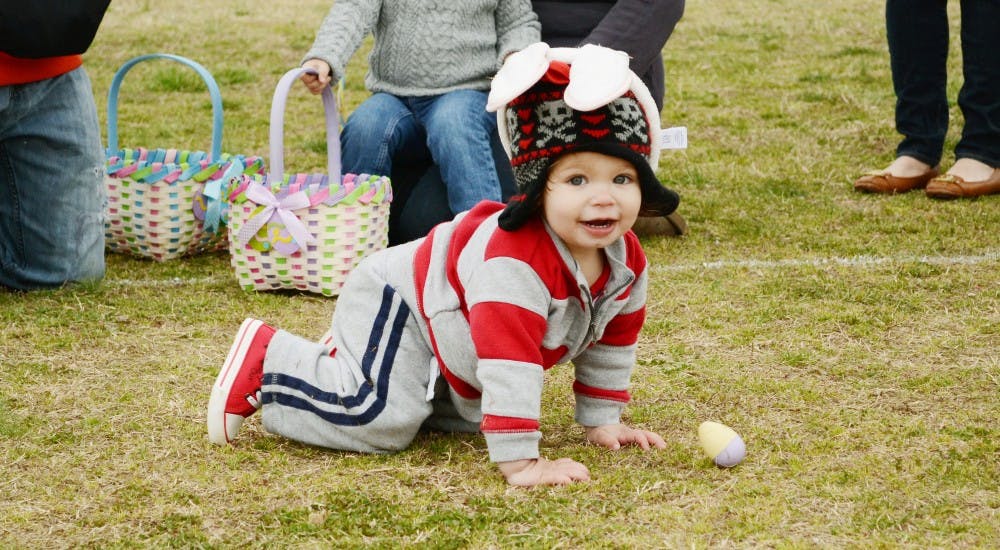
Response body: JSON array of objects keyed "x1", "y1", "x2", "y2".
[{"x1": 207, "y1": 318, "x2": 276, "y2": 444}]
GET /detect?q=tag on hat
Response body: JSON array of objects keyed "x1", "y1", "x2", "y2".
[{"x1": 661, "y1": 126, "x2": 688, "y2": 150}]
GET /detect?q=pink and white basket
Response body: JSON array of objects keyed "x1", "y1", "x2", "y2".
[{"x1": 227, "y1": 67, "x2": 392, "y2": 297}]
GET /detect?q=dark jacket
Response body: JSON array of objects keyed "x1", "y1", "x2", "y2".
[
  {"x1": 531, "y1": 0, "x2": 684, "y2": 111},
  {"x1": 0, "y1": 0, "x2": 111, "y2": 58}
]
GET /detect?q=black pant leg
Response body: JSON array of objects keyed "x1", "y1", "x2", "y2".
[{"x1": 887, "y1": 0, "x2": 950, "y2": 166}]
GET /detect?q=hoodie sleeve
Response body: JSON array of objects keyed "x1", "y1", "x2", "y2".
[
  {"x1": 465, "y1": 255, "x2": 551, "y2": 462},
  {"x1": 571, "y1": 261, "x2": 648, "y2": 427}
]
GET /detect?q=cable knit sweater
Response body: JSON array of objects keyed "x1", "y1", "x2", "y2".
[{"x1": 304, "y1": 0, "x2": 540, "y2": 97}]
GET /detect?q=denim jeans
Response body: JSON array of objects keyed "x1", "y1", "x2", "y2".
[
  {"x1": 388, "y1": 134, "x2": 516, "y2": 245},
  {"x1": 341, "y1": 90, "x2": 501, "y2": 214},
  {"x1": 887, "y1": 0, "x2": 1000, "y2": 167},
  {"x1": 0, "y1": 67, "x2": 106, "y2": 290}
]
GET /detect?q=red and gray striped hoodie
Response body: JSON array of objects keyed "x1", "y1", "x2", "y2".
[{"x1": 413, "y1": 201, "x2": 649, "y2": 462}]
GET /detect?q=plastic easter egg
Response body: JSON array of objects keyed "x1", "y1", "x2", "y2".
[{"x1": 698, "y1": 421, "x2": 746, "y2": 468}]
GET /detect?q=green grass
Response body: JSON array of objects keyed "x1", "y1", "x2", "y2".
[{"x1": 2, "y1": 0, "x2": 998, "y2": 547}]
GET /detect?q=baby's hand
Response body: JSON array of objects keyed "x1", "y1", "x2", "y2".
[
  {"x1": 497, "y1": 457, "x2": 590, "y2": 487},
  {"x1": 300, "y1": 59, "x2": 333, "y2": 95},
  {"x1": 585, "y1": 424, "x2": 667, "y2": 451}
]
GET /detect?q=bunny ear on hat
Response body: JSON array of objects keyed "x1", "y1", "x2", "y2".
[
  {"x1": 486, "y1": 42, "x2": 552, "y2": 112},
  {"x1": 563, "y1": 44, "x2": 632, "y2": 112},
  {"x1": 487, "y1": 43, "x2": 635, "y2": 113},
  {"x1": 492, "y1": 42, "x2": 666, "y2": 167}
]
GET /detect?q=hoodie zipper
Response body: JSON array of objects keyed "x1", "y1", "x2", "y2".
[{"x1": 581, "y1": 273, "x2": 634, "y2": 345}]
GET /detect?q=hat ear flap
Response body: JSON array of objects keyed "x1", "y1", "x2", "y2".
[
  {"x1": 498, "y1": 157, "x2": 549, "y2": 231},
  {"x1": 487, "y1": 42, "x2": 551, "y2": 112}
]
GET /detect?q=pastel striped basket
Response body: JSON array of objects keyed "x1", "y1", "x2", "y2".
[
  {"x1": 105, "y1": 149, "x2": 262, "y2": 260},
  {"x1": 227, "y1": 67, "x2": 392, "y2": 297},
  {"x1": 228, "y1": 174, "x2": 391, "y2": 296},
  {"x1": 103, "y1": 54, "x2": 264, "y2": 261}
]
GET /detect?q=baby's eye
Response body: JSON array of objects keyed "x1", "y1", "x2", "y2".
[
  {"x1": 613, "y1": 174, "x2": 635, "y2": 185},
  {"x1": 568, "y1": 175, "x2": 586, "y2": 186}
]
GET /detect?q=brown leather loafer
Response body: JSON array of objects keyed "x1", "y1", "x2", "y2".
[
  {"x1": 853, "y1": 167, "x2": 939, "y2": 194},
  {"x1": 925, "y1": 169, "x2": 1000, "y2": 199}
]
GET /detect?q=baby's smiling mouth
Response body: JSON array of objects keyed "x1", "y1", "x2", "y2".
[{"x1": 582, "y1": 219, "x2": 615, "y2": 228}]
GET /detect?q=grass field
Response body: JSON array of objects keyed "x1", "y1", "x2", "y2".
[{"x1": 2, "y1": 0, "x2": 998, "y2": 547}]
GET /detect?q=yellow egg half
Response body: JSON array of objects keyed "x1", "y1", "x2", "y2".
[{"x1": 698, "y1": 421, "x2": 746, "y2": 467}]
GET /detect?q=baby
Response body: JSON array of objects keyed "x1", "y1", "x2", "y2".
[{"x1": 208, "y1": 44, "x2": 680, "y2": 487}]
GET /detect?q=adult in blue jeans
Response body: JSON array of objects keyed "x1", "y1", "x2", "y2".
[
  {"x1": 0, "y1": 1, "x2": 110, "y2": 290},
  {"x1": 338, "y1": 90, "x2": 501, "y2": 214},
  {"x1": 854, "y1": 0, "x2": 1000, "y2": 198},
  {"x1": 299, "y1": 0, "x2": 539, "y2": 229},
  {"x1": 390, "y1": 0, "x2": 687, "y2": 244}
]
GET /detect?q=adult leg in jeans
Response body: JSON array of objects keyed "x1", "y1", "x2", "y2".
[
  {"x1": 414, "y1": 90, "x2": 501, "y2": 214},
  {"x1": 341, "y1": 92, "x2": 426, "y2": 177},
  {"x1": 923, "y1": 0, "x2": 1000, "y2": 197},
  {"x1": 389, "y1": 132, "x2": 516, "y2": 245},
  {"x1": 0, "y1": 67, "x2": 105, "y2": 290},
  {"x1": 954, "y1": 0, "x2": 1000, "y2": 168},
  {"x1": 887, "y1": 0, "x2": 949, "y2": 169},
  {"x1": 854, "y1": 0, "x2": 948, "y2": 193}
]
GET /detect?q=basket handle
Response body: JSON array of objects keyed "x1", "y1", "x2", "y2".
[
  {"x1": 268, "y1": 67, "x2": 341, "y2": 185},
  {"x1": 106, "y1": 53, "x2": 224, "y2": 161}
]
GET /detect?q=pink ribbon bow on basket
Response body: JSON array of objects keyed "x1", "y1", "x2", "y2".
[{"x1": 236, "y1": 182, "x2": 317, "y2": 254}]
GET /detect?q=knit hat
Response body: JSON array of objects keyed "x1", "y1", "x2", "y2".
[{"x1": 487, "y1": 43, "x2": 680, "y2": 231}]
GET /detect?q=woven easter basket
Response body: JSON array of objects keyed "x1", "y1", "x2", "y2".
[
  {"x1": 228, "y1": 175, "x2": 391, "y2": 296},
  {"x1": 103, "y1": 54, "x2": 264, "y2": 261},
  {"x1": 105, "y1": 149, "x2": 262, "y2": 260},
  {"x1": 227, "y1": 67, "x2": 392, "y2": 297}
]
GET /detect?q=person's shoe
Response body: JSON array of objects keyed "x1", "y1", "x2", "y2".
[
  {"x1": 853, "y1": 166, "x2": 939, "y2": 194},
  {"x1": 630, "y1": 211, "x2": 688, "y2": 237},
  {"x1": 207, "y1": 318, "x2": 276, "y2": 444},
  {"x1": 926, "y1": 168, "x2": 1000, "y2": 199}
]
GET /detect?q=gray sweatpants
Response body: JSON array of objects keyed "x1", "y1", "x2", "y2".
[{"x1": 260, "y1": 240, "x2": 461, "y2": 453}]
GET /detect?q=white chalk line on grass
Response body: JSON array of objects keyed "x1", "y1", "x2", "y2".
[
  {"x1": 653, "y1": 250, "x2": 1000, "y2": 273},
  {"x1": 107, "y1": 276, "x2": 230, "y2": 288},
  {"x1": 106, "y1": 251, "x2": 1000, "y2": 288}
]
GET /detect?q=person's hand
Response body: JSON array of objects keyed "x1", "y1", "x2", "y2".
[
  {"x1": 497, "y1": 457, "x2": 590, "y2": 487},
  {"x1": 300, "y1": 59, "x2": 333, "y2": 95},
  {"x1": 585, "y1": 424, "x2": 667, "y2": 451}
]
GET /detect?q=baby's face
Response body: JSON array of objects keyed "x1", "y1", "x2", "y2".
[{"x1": 541, "y1": 151, "x2": 642, "y2": 259}]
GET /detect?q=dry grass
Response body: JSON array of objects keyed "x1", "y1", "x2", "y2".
[{"x1": 2, "y1": 0, "x2": 998, "y2": 547}]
